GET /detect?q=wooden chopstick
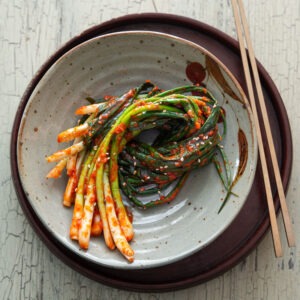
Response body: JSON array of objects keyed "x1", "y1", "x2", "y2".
[{"x1": 231, "y1": 0, "x2": 295, "y2": 257}]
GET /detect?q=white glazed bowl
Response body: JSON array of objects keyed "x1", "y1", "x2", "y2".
[{"x1": 17, "y1": 31, "x2": 257, "y2": 269}]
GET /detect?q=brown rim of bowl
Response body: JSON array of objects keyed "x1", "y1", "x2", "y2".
[{"x1": 18, "y1": 29, "x2": 258, "y2": 269}]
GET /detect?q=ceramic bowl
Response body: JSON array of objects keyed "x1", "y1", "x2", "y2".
[{"x1": 17, "y1": 31, "x2": 257, "y2": 269}]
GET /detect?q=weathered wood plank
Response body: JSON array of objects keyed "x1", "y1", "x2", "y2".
[{"x1": 1, "y1": 0, "x2": 299, "y2": 299}]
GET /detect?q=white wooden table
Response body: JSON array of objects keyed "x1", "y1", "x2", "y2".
[{"x1": 1, "y1": 1, "x2": 299, "y2": 299}]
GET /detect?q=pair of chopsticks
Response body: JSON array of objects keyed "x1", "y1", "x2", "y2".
[{"x1": 231, "y1": 0, "x2": 295, "y2": 257}]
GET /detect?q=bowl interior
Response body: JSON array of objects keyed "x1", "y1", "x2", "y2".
[{"x1": 17, "y1": 31, "x2": 257, "y2": 269}]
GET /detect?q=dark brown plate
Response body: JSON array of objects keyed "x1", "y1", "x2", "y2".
[{"x1": 11, "y1": 13, "x2": 292, "y2": 292}]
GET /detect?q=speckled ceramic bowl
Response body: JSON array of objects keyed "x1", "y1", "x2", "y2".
[{"x1": 17, "y1": 31, "x2": 257, "y2": 269}]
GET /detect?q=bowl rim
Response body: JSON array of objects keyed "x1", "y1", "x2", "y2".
[{"x1": 14, "y1": 29, "x2": 257, "y2": 269}]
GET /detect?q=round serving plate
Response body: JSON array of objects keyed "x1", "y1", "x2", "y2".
[
  {"x1": 16, "y1": 30, "x2": 257, "y2": 269},
  {"x1": 11, "y1": 14, "x2": 292, "y2": 292}
]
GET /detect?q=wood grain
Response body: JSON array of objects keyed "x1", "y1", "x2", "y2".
[{"x1": 1, "y1": 0, "x2": 300, "y2": 299}]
